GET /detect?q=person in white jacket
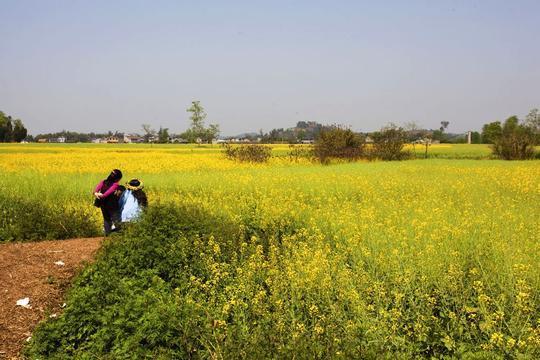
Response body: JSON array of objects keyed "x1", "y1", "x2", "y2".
[{"x1": 119, "y1": 179, "x2": 148, "y2": 222}]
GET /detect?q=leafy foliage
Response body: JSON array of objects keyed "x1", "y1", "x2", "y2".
[
  {"x1": 287, "y1": 144, "x2": 314, "y2": 162},
  {"x1": 0, "y1": 111, "x2": 28, "y2": 142},
  {"x1": 0, "y1": 193, "x2": 99, "y2": 241},
  {"x1": 182, "y1": 101, "x2": 220, "y2": 143},
  {"x1": 223, "y1": 144, "x2": 272, "y2": 163},
  {"x1": 370, "y1": 125, "x2": 410, "y2": 160},
  {"x1": 481, "y1": 121, "x2": 503, "y2": 144},
  {"x1": 313, "y1": 127, "x2": 365, "y2": 164},
  {"x1": 492, "y1": 116, "x2": 536, "y2": 160}
]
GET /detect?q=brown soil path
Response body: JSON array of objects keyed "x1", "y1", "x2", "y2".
[{"x1": 0, "y1": 237, "x2": 103, "y2": 359}]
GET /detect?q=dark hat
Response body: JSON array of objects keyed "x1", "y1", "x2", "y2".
[{"x1": 126, "y1": 179, "x2": 144, "y2": 191}]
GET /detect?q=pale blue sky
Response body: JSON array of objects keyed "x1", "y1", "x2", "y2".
[{"x1": 1, "y1": 0, "x2": 539, "y2": 135}]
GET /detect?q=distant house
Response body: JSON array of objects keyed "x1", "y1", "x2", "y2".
[
  {"x1": 123, "y1": 134, "x2": 144, "y2": 143},
  {"x1": 105, "y1": 136, "x2": 119, "y2": 143},
  {"x1": 37, "y1": 139, "x2": 47, "y2": 143},
  {"x1": 48, "y1": 137, "x2": 66, "y2": 143}
]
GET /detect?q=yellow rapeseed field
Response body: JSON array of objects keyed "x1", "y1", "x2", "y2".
[{"x1": 2, "y1": 143, "x2": 539, "y2": 357}]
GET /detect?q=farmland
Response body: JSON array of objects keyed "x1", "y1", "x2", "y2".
[{"x1": 1, "y1": 143, "x2": 539, "y2": 358}]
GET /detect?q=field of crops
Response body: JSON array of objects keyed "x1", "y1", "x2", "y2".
[{"x1": 1, "y1": 143, "x2": 539, "y2": 358}]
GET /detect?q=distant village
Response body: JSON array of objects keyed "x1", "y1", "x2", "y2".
[{"x1": 13, "y1": 119, "x2": 479, "y2": 145}]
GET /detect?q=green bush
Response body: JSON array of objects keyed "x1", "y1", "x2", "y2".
[
  {"x1": 370, "y1": 126, "x2": 410, "y2": 161},
  {"x1": 287, "y1": 144, "x2": 314, "y2": 162},
  {"x1": 223, "y1": 144, "x2": 272, "y2": 163},
  {"x1": 313, "y1": 127, "x2": 365, "y2": 164},
  {"x1": 492, "y1": 116, "x2": 536, "y2": 160},
  {"x1": 0, "y1": 194, "x2": 99, "y2": 241}
]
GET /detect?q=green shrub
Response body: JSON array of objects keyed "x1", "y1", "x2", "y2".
[
  {"x1": 313, "y1": 127, "x2": 365, "y2": 164},
  {"x1": 492, "y1": 116, "x2": 536, "y2": 160},
  {"x1": 223, "y1": 144, "x2": 272, "y2": 163},
  {"x1": 370, "y1": 125, "x2": 410, "y2": 161},
  {"x1": 287, "y1": 144, "x2": 314, "y2": 162},
  {"x1": 0, "y1": 194, "x2": 99, "y2": 241}
]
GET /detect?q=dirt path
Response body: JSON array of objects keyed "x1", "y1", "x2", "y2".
[{"x1": 0, "y1": 237, "x2": 103, "y2": 359}]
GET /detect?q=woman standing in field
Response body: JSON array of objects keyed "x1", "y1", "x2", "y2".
[{"x1": 93, "y1": 169, "x2": 123, "y2": 236}]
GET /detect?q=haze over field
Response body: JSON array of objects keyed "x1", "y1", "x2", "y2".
[{"x1": 1, "y1": 0, "x2": 539, "y2": 135}]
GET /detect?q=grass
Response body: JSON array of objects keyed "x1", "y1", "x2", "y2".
[{"x1": 0, "y1": 144, "x2": 538, "y2": 357}]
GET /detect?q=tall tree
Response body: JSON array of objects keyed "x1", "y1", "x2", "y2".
[
  {"x1": 0, "y1": 111, "x2": 27, "y2": 142},
  {"x1": 0, "y1": 111, "x2": 10, "y2": 142},
  {"x1": 481, "y1": 121, "x2": 503, "y2": 144},
  {"x1": 524, "y1": 108, "x2": 539, "y2": 144},
  {"x1": 141, "y1": 124, "x2": 156, "y2": 143},
  {"x1": 492, "y1": 116, "x2": 536, "y2": 159},
  {"x1": 182, "y1": 101, "x2": 220, "y2": 143},
  {"x1": 157, "y1": 127, "x2": 170, "y2": 143},
  {"x1": 187, "y1": 101, "x2": 207, "y2": 133},
  {"x1": 12, "y1": 119, "x2": 28, "y2": 142}
]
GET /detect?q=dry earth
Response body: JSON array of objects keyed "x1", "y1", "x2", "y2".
[{"x1": 0, "y1": 238, "x2": 103, "y2": 359}]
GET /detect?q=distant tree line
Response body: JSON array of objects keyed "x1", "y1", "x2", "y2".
[
  {"x1": 0, "y1": 111, "x2": 28, "y2": 142},
  {"x1": 258, "y1": 120, "x2": 482, "y2": 145},
  {"x1": 33, "y1": 130, "x2": 123, "y2": 143},
  {"x1": 258, "y1": 121, "x2": 334, "y2": 143}
]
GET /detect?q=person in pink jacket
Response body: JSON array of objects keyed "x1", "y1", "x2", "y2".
[{"x1": 93, "y1": 169, "x2": 123, "y2": 235}]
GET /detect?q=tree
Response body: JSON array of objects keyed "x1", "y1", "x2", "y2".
[
  {"x1": 141, "y1": 124, "x2": 156, "y2": 143},
  {"x1": 431, "y1": 129, "x2": 445, "y2": 142},
  {"x1": 470, "y1": 131, "x2": 481, "y2": 144},
  {"x1": 12, "y1": 119, "x2": 28, "y2": 142},
  {"x1": 481, "y1": 121, "x2": 502, "y2": 144},
  {"x1": 524, "y1": 108, "x2": 539, "y2": 144},
  {"x1": 433, "y1": 121, "x2": 450, "y2": 143},
  {"x1": 314, "y1": 126, "x2": 365, "y2": 164},
  {"x1": 0, "y1": 112, "x2": 11, "y2": 142},
  {"x1": 440, "y1": 121, "x2": 450, "y2": 132},
  {"x1": 157, "y1": 127, "x2": 170, "y2": 143},
  {"x1": 204, "y1": 123, "x2": 220, "y2": 143},
  {"x1": 182, "y1": 101, "x2": 220, "y2": 143},
  {"x1": 403, "y1": 121, "x2": 422, "y2": 142},
  {"x1": 187, "y1": 101, "x2": 207, "y2": 132},
  {"x1": 0, "y1": 111, "x2": 28, "y2": 142},
  {"x1": 492, "y1": 116, "x2": 536, "y2": 160},
  {"x1": 371, "y1": 124, "x2": 409, "y2": 160}
]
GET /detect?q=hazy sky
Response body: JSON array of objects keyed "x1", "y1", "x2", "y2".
[{"x1": 1, "y1": 0, "x2": 539, "y2": 135}]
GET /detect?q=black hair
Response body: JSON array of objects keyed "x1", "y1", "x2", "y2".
[
  {"x1": 105, "y1": 169, "x2": 123, "y2": 184},
  {"x1": 132, "y1": 189, "x2": 148, "y2": 207}
]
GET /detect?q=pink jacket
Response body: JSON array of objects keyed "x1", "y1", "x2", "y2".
[{"x1": 94, "y1": 180, "x2": 119, "y2": 198}]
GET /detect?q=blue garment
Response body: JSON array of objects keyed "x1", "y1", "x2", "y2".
[{"x1": 119, "y1": 190, "x2": 142, "y2": 222}]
